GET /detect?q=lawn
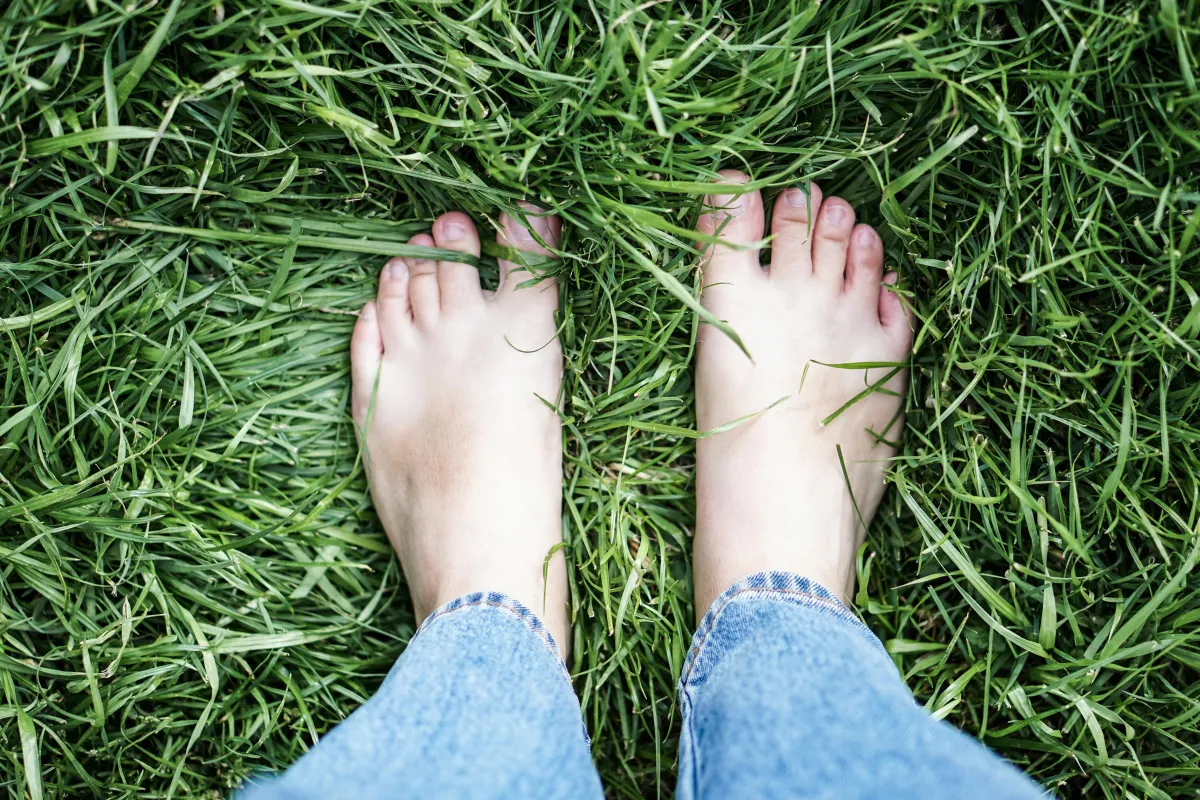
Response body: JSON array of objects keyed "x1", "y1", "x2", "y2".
[{"x1": 2, "y1": 0, "x2": 1199, "y2": 797}]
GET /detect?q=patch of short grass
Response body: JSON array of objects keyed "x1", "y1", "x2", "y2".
[{"x1": 2, "y1": 0, "x2": 1199, "y2": 797}]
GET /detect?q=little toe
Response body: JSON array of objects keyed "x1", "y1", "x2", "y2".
[
  {"x1": 769, "y1": 182, "x2": 823, "y2": 280},
  {"x1": 878, "y1": 272, "x2": 915, "y2": 346},
  {"x1": 376, "y1": 257, "x2": 414, "y2": 347},
  {"x1": 496, "y1": 202, "x2": 560, "y2": 310},
  {"x1": 810, "y1": 196, "x2": 856, "y2": 288},
  {"x1": 350, "y1": 300, "x2": 383, "y2": 429},
  {"x1": 433, "y1": 211, "x2": 483, "y2": 312},
  {"x1": 844, "y1": 224, "x2": 884, "y2": 303},
  {"x1": 697, "y1": 169, "x2": 766, "y2": 288},
  {"x1": 405, "y1": 233, "x2": 440, "y2": 329}
]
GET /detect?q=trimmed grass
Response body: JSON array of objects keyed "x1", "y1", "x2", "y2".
[{"x1": 2, "y1": 0, "x2": 1199, "y2": 797}]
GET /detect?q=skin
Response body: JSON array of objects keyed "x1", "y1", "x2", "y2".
[{"x1": 349, "y1": 174, "x2": 912, "y2": 658}]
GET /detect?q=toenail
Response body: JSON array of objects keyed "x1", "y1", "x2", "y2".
[
  {"x1": 443, "y1": 222, "x2": 466, "y2": 241},
  {"x1": 785, "y1": 188, "x2": 809, "y2": 209},
  {"x1": 516, "y1": 216, "x2": 551, "y2": 244},
  {"x1": 385, "y1": 259, "x2": 407, "y2": 280},
  {"x1": 510, "y1": 202, "x2": 556, "y2": 245},
  {"x1": 825, "y1": 204, "x2": 847, "y2": 224},
  {"x1": 708, "y1": 193, "x2": 745, "y2": 217},
  {"x1": 855, "y1": 227, "x2": 878, "y2": 247}
]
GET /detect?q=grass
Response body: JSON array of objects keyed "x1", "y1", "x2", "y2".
[{"x1": 1, "y1": 0, "x2": 1199, "y2": 797}]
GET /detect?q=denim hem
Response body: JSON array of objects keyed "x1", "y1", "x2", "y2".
[
  {"x1": 416, "y1": 590, "x2": 574, "y2": 694},
  {"x1": 416, "y1": 591, "x2": 590, "y2": 748},
  {"x1": 679, "y1": 570, "x2": 888, "y2": 690}
]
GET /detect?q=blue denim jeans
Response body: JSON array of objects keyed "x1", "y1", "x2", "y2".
[{"x1": 239, "y1": 573, "x2": 1045, "y2": 799}]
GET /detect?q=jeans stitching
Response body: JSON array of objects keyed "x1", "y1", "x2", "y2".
[
  {"x1": 675, "y1": 572, "x2": 890, "y2": 794},
  {"x1": 679, "y1": 681, "x2": 704, "y2": 799},
  {"x1": 414, "y1": 591, "x2": 590, "y2": 747},
  {"x1": 418, "y1": 592, "x2": 568, "y2": 672},
  {"x1": 680, "y1": 571, "x2": 887, "y2": 689}
]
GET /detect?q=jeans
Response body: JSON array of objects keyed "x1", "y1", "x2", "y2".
[{"x1": 239, "y1": 572, "x2": 1045, "y2": 799}]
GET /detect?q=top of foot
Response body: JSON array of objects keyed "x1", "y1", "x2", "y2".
[{"x1": 692, "y1": 170, "x2": 914, "y2": 617}]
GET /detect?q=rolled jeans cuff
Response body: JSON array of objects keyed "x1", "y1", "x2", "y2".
[
  {"x1": 680, "y1": 570, "x2": 889, "y2": 693},
  {"x1": 416, "y1": 589, "x2": 573, "y2": 687}
]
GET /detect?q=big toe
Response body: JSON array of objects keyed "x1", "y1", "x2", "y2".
[
  {"x1": 697, "y1": 169, "x2": 765, "y2": 289},
  {"x1": 496, "y1": 202, "x2": 560, "y2": 311},
  {"x1": 433, "y1": 211, "x2": 483, "y2": 312}
]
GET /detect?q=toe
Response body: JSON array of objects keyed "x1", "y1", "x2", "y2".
[
  {"x1": 878, "y1": 272, "x2": 915, "y2": 344},
  {"x1": 433, "y1": 211, "x2": 483, "y2": 311},
  {"x1": 496, "y1": 202, "x2": 560, "y2": 310},
  {"x1": 810, "y1": 196, "x2": 856, "y2": 288},
  {"x1": 405, "y1": 233, "x2": 440, "y2": 328},
  {"x1": 697, "y1": 169, "x2": 765, "y2": 288},
  {"x1": 769, "y1": 182, "x2": 823, "y2": 280},
  {"x1": 845, "y1": 224, "x2": 884, "y2": 302},
  {"x1": 350, "y1": 300, "x2": 383, "y2": 428},
  {"x1": 376, "y1": 257, "x2": 414, "y2": 347}
]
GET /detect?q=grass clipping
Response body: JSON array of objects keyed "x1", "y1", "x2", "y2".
[{"x1": 2, "y1": 1, "x2": 1200, "y2": 798}]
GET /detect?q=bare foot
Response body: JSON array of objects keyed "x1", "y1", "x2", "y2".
[
  {"x1": 693, "y1": 171, "x2": 914, "y2": 618},
  {"x1": 350, "y1": 205, "x2": 569, "y2": 653}
]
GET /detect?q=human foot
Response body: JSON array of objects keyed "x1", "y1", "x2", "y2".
[
  {"x1": 693, "y1": 171, "x2": 913, "y2": 617},
  {"x1": 350, "y1": 205, "x2": 570, "y2": 653}
]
